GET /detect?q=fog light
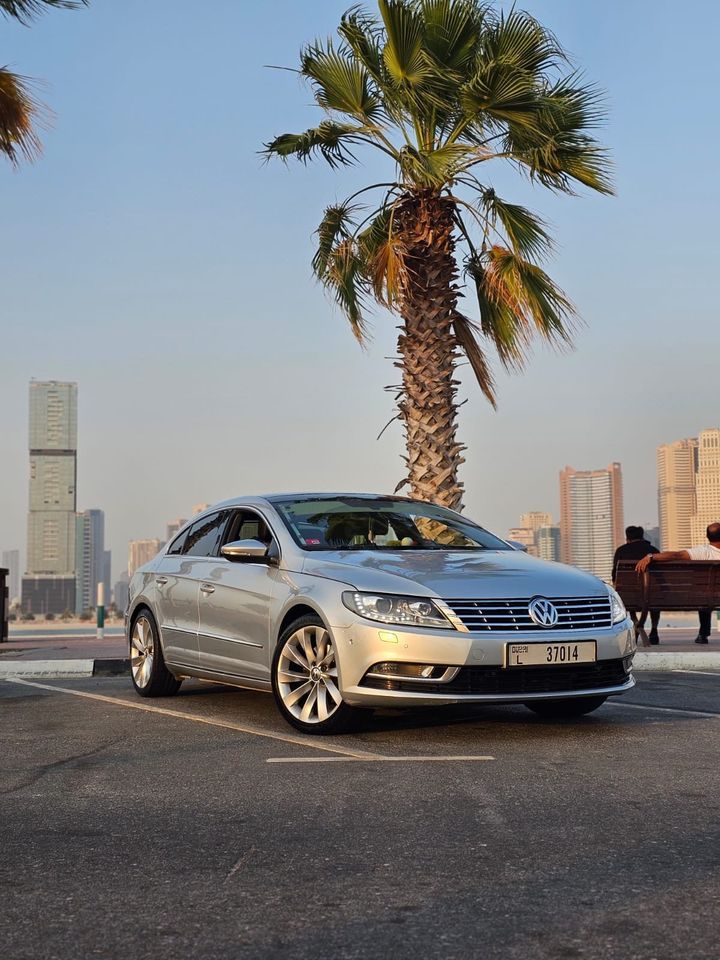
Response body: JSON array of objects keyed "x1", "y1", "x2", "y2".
[{"x1": 370, "y1": 662, "x2": 448, "y2": 680}]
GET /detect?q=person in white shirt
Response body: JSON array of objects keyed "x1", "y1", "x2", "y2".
[{"x1": 636, "y1": 522, "x2": 720, "y2": 643}]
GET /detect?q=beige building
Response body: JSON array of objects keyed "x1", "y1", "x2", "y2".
[
  {"x1": 657, "y1": 437, "x2": 698, "y2": 551},
  {"x1": 128, "y1": 539, "x2": 164, "y2": 577},
  {"x1": 508, "y1": 527, "x2": 538, "y2": 556},
  {"x1": 690, "y1": 429, "x2": 720, "y2": 546},
  {"x1": 560, "y1": 464, "x2": 624, "y2": 582},
  {"x1": 509, "y1": 512, "x2": 554, "y2": 558},
  {"x1": 520, "y1": 512, "x2": 553, "y2": 537}
]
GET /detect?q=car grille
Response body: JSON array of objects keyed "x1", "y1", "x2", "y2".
[
  {"x1": 361, "y1": 657, "x2": 632, "y2": 696},
  {"x1": 444, "y1": 596, "x2": 613, "y2": 632}
]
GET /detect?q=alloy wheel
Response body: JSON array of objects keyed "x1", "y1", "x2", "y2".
[
  {"x1": 277, "y1": 625, "x2": 342, "y2": 724},
  {"x1": 130, "y1": 615, "x2": 154, "y2": 689}
]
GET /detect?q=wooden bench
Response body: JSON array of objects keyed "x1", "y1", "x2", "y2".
[{"x1": 614, "y1": 560, "x2": 720, "y2": 645}]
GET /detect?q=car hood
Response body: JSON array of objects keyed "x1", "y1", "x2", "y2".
[{"x1": 300, "y1": 549, "x2": 606, "y2": 599}]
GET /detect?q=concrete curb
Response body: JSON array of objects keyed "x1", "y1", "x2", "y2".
[
  {"x1": 0, "y1": 658, "x2": 129, "y2": 679},
  {"x1": 633, "y1": 651, "x2": 720, "y2": 671}
]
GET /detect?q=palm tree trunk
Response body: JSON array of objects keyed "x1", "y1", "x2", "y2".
[{"x1": 395, "y1": 190, "x2": 465, "y2": 510}]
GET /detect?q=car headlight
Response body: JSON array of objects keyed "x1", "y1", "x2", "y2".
[
  {"x1": 342, "y1": 592, "x2": 453, "y2": 629},
  {"x1": 609, "y1": 587, "x2": 627, "y2": 624}
]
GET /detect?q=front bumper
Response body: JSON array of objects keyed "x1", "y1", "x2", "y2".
[{"x1": 331, "y1": 615, "x2": 636, "y2": 709}]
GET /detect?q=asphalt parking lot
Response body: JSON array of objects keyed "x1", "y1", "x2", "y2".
[{"x1": 2, "y1": 672, "x2": 719, "y2": 960}]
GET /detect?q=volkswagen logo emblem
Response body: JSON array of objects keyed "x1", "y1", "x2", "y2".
[{"x1": 528, "y1": 597, "x2": 559, "y2": 628}]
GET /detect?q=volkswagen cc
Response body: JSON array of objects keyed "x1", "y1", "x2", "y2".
[{"x1": 126, "y1": 493, "x2": 635, "y2": 734}]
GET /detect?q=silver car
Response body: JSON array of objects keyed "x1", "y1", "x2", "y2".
[{"x1": 126, "y1": 493, "x2": 635, "y2": 734}]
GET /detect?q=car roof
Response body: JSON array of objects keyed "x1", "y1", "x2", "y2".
[{"x1": 208, "y1": 492, "x2": 418, "y2": 511}]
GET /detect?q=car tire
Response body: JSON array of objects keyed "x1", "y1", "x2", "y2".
[
  {"x1": 524, "y1": 695, "x2": 608, "y2": 719},
  {"x1": 129, "y1": 608, "x2": 181, "y2": 698},
  {"x1": 272, "y1": 614, "x2": 360, "y2": 735}
]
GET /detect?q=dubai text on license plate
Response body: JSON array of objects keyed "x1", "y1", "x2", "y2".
[{"x1": 505, "y1": 641, "x2": 597, "y2": 668}]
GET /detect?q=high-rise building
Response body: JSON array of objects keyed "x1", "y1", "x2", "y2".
[
  {"x1": 103, "y1": 550, "x2": 112, "y2": 607},
  {"x1": 510, "y1": 512, "x2": 555, "y2": 558},
  {"x1": 560, "y1": 463, "x2": 624, "y2": 582},
  {"x1": 690, "y1": 429, "x2": 720, "y2": 545},
  {"x1": 643, "y1": 526, "x2": 660, "y2": 549},
  {"x1": 1, "y1": 550, "x2": 20, "y2": 603},
  {"x1": 113, "y1": 571, "x2": 130, "y2": 612},
  {"x1": 74, "y1": 510, "x2": 105, "y2": 614},
  {"x1": 128, "y1": 539, "x2": 164, "y2": 577},
  {"x1": 22, "y1": 380, "x2": 78, "y2": 614},
  {"x1": 537, "y1": 525, "x2": 561, "y2": 563},
  {"x1": 657, "y1": 437, "x2": 698, "y2": 551},
  {"x1": 519, "y1": 512, "x2": 553, "y2": 538},
  {"x1": 192, "y1": 503, "x2": 210, "y2": 516},
  {"x1": 507, "y1": 527, "x2": 537, "y2": 556}
]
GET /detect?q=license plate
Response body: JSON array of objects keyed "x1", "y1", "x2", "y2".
[{"x1": 505, "y1": 641, "x2": 596, "y2": 667}]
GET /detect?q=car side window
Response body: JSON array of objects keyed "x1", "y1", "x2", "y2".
[
  {"x1": 182, "y1": 511, "x2": 231, "y2": 558},
  {"x1": 166, "y1": 529, "x2": 188, "y2": 556},
  {"x1": 224, "y1": 510, "x2": 274, "y2": 548}
]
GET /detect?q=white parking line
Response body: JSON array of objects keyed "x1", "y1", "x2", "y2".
[
  {"x1": 607, "y1": 700, "x2": 720, "y2": 719},
  {"x1": 675, "y1": 670, "x2": 720, "y2": 677},
  {"x1": 267, "y1": 755, "x2": 495, "y2": 764},
  {"x1": 2, "y1": 678, "x2": 383, "y2": 759}
]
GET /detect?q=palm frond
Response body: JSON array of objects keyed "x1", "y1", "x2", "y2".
[
  {"x1": 0, "y1": 0, "x2": 86, "y2": 23},
  {"x1": 0, "y1": 67, "x2": 43, "y2": 164},
  {"x1": 399, "y1": 141, "x2": 472, "y2": 186},
  {"x1": 452, "y1": 311, "x2": 496, "y2": 405},
  {"x1": 481, "y1": 9, "x2": 564, "y2": 74},
  {"x1": 459, "y1": 59, "x2": 540, "y2": 132},
  {"x1": 301, "y1": 40, "x2": 382, "y2": 122},
  {"x1": 358, "y1": 205, "x2": 409, "y2": 306},
  {"x1": 480, "y1": 189, "x2": 553, "y2": 262},
  {"x1": 465, "y1": 246, "x2": 575, "y2": 372},
  {"x1": 378, "y1": 0, "x2": 432, "y2": 88},
  {"x1": 312, "y1": 201, "x2": 360, "y2": 278},
  {"x1": 263, "y1": 121, "x2": 365, "y2": 168},
  {"x1": 420, "y1": 0, "x2": 485, "y2": 75},
  {"x1": 339, "y1": 6, "x2": 386, "y2": 84},
  {"x1": 465, "y1": 253, "x2": 528, "y2": 369},
  {"x1": 507, "y1": 75, "x2": 613, "y2": 194},
  {"x1": 324, "y1": 238, "x2": 372, "y2": 343}
]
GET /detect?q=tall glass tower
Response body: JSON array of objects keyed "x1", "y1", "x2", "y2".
[{"x1": 22, "y1": 380, "x2": 78, "y2": 614}]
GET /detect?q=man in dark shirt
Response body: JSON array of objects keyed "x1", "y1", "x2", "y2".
[{"x1": 613, "y1": 525, "x2": 660, "y2": 644}]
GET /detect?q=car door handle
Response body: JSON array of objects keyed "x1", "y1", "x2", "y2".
[
  {"x1": 156, "y1": 576, "x2": 168, "y2": 586},
  {"x1": 200, "y1": 583, "x2": 215, "y2": 595}
]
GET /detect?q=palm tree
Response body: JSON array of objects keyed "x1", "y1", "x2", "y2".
[
  {"x1": 0, "y1": 0, "x2": 87, "y2": 165},
  {"x1": 264, "y1": 0, "x2": 612, "y2": 510}
]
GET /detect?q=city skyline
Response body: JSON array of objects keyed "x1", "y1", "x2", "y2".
[{"x1": 9, "y1": 378, "x2": 720, "y2": 594}]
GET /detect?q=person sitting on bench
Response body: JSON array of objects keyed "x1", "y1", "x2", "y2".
[
  {"x1": 613, "y1": 525, "x2": 660, "y2": 644},
  {"x1": 636, "y1": 522, "x2": 720, "y2": 644}
]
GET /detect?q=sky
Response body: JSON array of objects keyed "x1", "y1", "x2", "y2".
[{"x1": 2, "y1": 0, "x2": 719, "y2": 583}]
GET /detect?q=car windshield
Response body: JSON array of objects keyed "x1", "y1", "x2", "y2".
[{"x1": 272, "y1": 496, "x2": 512, "y2": 552}]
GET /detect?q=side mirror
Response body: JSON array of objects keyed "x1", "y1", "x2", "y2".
[
  {"x1": 507, "y1": 540, "x2": 529, "y2": 553},
  {"x1": 221, "y1": 539, "x2": 271, "y2": 562}
]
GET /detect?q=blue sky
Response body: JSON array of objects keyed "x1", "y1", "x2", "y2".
[{"x1": 2, "y1": 0, "x2": 719, "y2": 580}]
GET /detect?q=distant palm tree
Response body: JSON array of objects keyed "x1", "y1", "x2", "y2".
[
  {"x1": 264, "y1": 0, "x2": 612, "y2": 509},
  {"x1": 0, "y1": 0, "x2": 87, "y2": 165}
]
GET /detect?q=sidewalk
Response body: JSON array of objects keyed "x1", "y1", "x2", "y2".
[{"x1": 1, "y1": 626, "x2": 718, "y2": 678}]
